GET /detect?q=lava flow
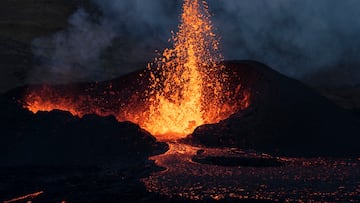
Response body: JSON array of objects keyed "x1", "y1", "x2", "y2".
[{"x1": 22, "y1": 0, "x2": 250, "y2": 140}]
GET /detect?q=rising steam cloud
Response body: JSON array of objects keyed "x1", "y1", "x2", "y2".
[
  {"x1": 31, "y1": 0, "x2": 360, "y2": 86},
  {"x1": 31, "y1": 9, "x2": 116, "y2": 83}
]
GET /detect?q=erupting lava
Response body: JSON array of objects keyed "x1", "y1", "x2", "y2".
[
  {"x1": 143, "y1": 0, "x2": 230, "y2": 137},
  {"x1": 22, "y1": 0, "x2": 250, "y2": 140}
]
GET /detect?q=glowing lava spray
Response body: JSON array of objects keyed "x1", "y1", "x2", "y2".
[{"x1": 143, "y1": 0, "x2": 230, "y2": 139}]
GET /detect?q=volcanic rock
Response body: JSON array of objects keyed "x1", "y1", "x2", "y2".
[
  {"x1": 0, "y1": 96, "x2": 168, "y2": 166},
  {"x1": 192, "y1": 148, "x2": 284, "y2": 167},
  {"x1": 192, "y1": 156, "x2": 284, "y2": 167},
  {"x1": 187, "y1": 60, "x2": 360, "y2": 157}
]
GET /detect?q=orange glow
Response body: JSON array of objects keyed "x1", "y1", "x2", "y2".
[
  {"x1": 22, "y1": 0, "x2": 250, "y2": 140},
  {"x1": 142, "y1": 0, "x2": 237, "y2": 139},
  {"x1": 25, "y1": 86, "x2": 82, "y2": 117},
  {"x1": 4, "y1": 191, "x2": 44, "y2": 203}
]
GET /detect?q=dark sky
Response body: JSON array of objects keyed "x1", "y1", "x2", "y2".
[{"x1": 15, "y1": 0, "x2": 360, "y2": 87}]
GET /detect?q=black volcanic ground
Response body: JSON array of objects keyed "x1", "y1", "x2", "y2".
[{"x1": 1, "y1": 60, "x2": 360, "y2": 202}]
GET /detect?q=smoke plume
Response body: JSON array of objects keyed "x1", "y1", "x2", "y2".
[
  {"x1": 31, "y1": 0, "x2": 360, "y2": 86},
  {"x1": 30, "y1": 8, "x2": 116, "y2": 83},
  {"x1": 209, "y1": 0, "x2": 360, "y2": 86}
]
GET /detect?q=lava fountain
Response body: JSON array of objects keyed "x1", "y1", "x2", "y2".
[
  {"x1": 22, "y1": 0, "x2": 250, "y2": 140},
  {"x1": 142, "y1": 0, "x2": 232, "y2": 138}
]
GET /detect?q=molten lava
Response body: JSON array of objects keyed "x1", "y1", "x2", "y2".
[
  {"x1": 22, "y1": 0, "x2": 250, "y2": 140},
  {"x1": 143, "y1": 0, "x2": 231, "y2": 138}
]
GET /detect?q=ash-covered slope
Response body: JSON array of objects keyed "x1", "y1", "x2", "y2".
[
  {"x1": 0, "y1": 96, "x2": 167, "y2": 166},
  {"x1": 188, "y1": 60, "x2": 360, "y2": 157}
]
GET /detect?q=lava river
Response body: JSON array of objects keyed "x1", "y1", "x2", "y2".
[{"x1": 142, "y1": 142, "x2": 360, "y2": 202}]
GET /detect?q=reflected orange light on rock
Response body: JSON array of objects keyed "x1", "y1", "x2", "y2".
[
  {"x1": 25, "y1": 86, "x2": 82, "y2": 117},
  {"x1": 23, "y1": 0, "x2": 250, "y2": 140},
  {"x1": 4, "y1": 191, "x2": 44, "y2": 203}
]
